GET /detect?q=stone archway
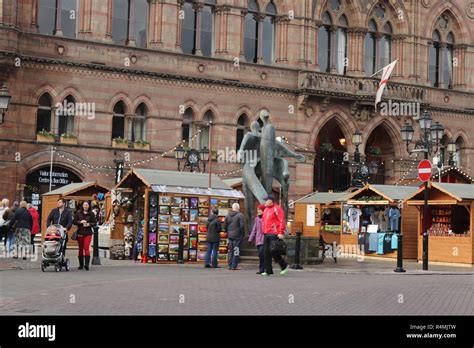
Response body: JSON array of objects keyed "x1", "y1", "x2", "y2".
[{"x1": 364, "y1": 124, "x2": 397, "y2": 183}]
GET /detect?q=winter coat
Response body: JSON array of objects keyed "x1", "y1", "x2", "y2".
[
  {"x1": 73, "y1": 210, "x2": 97, "y2": 236},
  {"x1": 262, "y1": 203, "x2": 285, "y2": 235},
  {"x1": 206, "y1": 214, "x2": 222, "y2": 243},
  {"x1": 9, "y1": 207, "x2": 33, "y2": 231},
  {"x1": 28, "y1": 207, "x2": 40, "y2": 235},
  {"x1": 47, "y1": 207, "x2": 73, "y2": 230},
  {"x1": 248, "y1": 215, "x2": 264, "y2": 246},
  {"x1": 223, "y1": 211, "x2": 244, "y2": 239}
]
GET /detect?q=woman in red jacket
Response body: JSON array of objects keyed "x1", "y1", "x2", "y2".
[
  {"x1": 27, "y1": 204, "x2": 40, "y2": 254},
  {"x1": 261, "y1": 195, "x2": 289, "y2": 276}
]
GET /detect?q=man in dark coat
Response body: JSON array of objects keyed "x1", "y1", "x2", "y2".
[
  {"x1": 46, "y1": 198, "x2": 73, "y2": 256},
  {"x1": 224, "y1": 203, "x2": 245, "y2": 270},
  {"x1": 204, "y1": 208, "x2": 221, "y2": 268}
]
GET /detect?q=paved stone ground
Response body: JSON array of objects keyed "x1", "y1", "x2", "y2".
[{"x1": 0, "y1": 250, "x2": 473, "y2": 315}]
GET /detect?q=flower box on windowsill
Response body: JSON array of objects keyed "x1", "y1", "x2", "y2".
[
  {"x1": 112, "y1": 139, "x2": 129, "y2": 149},
  {"x1": 60, "y1": 136, "x2": 77, "y2": 145},
  {"x1": 133, "y1": 142, "x2": 150, "y2": 150},
  {"x1": 36, "y1": 133, "x2": 55, "y2": 143}
]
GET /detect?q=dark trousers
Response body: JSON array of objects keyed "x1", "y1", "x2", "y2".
[
  {"x1": 204, "y1": 242, "x2": 219, "y2": 267},
  {"x1": 263, "y1": 234, "x2": 287, "y2": 274},
  {"x1": 257, "y1": 244, "x2": 265, "y2": 273},
  {"x1": 30, "y1": 234, "x2": 36, "y2": 253},
  {"x1": 227, "y1": 238, "x2": 242, "y2": 269},
  {"x1": 0, "y1": 226, "x2": 6, "y2": 245}
]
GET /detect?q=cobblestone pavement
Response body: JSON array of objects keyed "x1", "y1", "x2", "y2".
[{"x1": 0, "y1": 253, "x2": 473, "y2": 315}]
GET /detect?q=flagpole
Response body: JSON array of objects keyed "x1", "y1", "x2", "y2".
[{"x1": 370, "y1": 59, "x2": 399, "y2": 78}]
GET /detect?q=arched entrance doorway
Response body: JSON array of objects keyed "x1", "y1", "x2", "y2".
[
  {"x1": 314, "y1": 118, "x2": 350, "y2": 192},
  {"x1": 24, "y1": 165, "x2": 82, "y2": 221},
  {"x1": 364, "y1": 125, "x2": 394, "y2": 183}
]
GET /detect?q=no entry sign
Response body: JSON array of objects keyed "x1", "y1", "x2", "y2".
[{"x1": 418, "y1": 160, "x2": 432, "y2": 182}]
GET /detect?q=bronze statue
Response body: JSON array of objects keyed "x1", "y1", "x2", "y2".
[{"x1": 239, "y1": 110, "x2": 305, "y2": 232}]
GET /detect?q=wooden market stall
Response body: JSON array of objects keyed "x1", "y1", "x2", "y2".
[
  {"x1": 344, "y1": 185, "x2": 419, "y2": 259},
  {"x1": 114, "y1": 168, "x2": 244, "y2": 263},
  {"x1": 294, "y1": 191, "x2": 353, "y2": 244},
  {"x1": 406, "y1": 182, "x2": 474, "y2": 265},
  {"x1": 41, "y1": 181, "x2": 110, "y2": 246}
]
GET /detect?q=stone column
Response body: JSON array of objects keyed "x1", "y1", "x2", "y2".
[
  {"x1": 329, "y1": 25, "x2": 337, "y2": 74},
  {"x1": 54, "y1": 0, "x2": 63, "y2": 36},
  {"x1": 438, "y1": 43, "x2": 446, "y2": 89},
  {"x1": 346, "y1": 27, "x2": 366, "y2": 76},
  {"x1": 30, "y1": 0, "x2": 39, "y2": 31},
  {"x1": 239, "y1": 9, "x2": 247, "y2": 60},
  {"x1": 126, "y1": 0, "x2": 136, "y2": 47},
  {"x1": 256, "y1": 13, "x2": 265, "y2": 64},
  {"x1": 312, "y1": 20, "x2": 321, "y2": 70},
  {"x1": 453, "y1": 44, "x2": 467, "y2": 89},
  {"x1": 193, "y1": 2, "x2": 204, "y2": 56}
]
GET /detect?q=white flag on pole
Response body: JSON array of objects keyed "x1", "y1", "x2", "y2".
[{"x1": 374, "y1": 60, "x2": 398, "y2": 109}]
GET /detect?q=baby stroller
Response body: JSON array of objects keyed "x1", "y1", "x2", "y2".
[{"x1": 41, "y1": 224, "x2": 70, "y2": 272}]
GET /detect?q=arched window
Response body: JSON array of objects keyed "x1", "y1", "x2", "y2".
[
  {"x1": 236, "y1": 114, "x2": 249, "y2": 151},
  {"x1": 262, "y1": 2, "x2": 277, "y2": 65},
  {"x1": 112, "y1": 101, "x2": 126, "y2": 140},
  {"x1": 429, "y1": 30, "x2": 441, "y2": 87},
  {"x1": 36, "y1": 93, "x2": 53, "y2": 133},
  {"x1": 130, "y1": 103, "x2": 147, "y2": 142},
  {"x1": 200, "y1": 110, "x2": 213, "y2": 150},
  {"x1": 244, "y1": 0, "x2": 259, "y2": 63},
  {"x1": 181, "y1": 0, "x2": 215, "y2": 57},
  {"x1": 336, "y1": 15, "x2": 348, "y2": 75},
  {"x1": 58, "y1": 95, "x2": 75, "y2": 136},
  {"x1": 182, "y1": 108, "x2": 194, "y2": 145},
  {"x1": 38, "y1": 0, "x2": 78, "y2": 38},
  {"x1": 364, "y1": 3, "x2": 393, "y2": 77},
  {"x1": 364, "y1": 19, "x2": 377, "y2": 76},
  {"x1": 112, "y1": 0, "x2": 148, "y2": 48},
  {"x1": 318, "y1": 12, "x2": 331, "y2": 73}
]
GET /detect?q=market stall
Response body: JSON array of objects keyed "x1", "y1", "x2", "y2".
[
  {"x1": 41, "y1": 181, "x2": 110, "y2": 247},
  {"x1": 114, "y1": 169, "x2": 244, "y2": 263},
  {"x1": 406, "y1": 182, "x2": 473, "y2": 265},
  {"x1": 294, "y1": 192, "x2": 354, "y2": 245},
  {"x1": 344, "y1": 184, "x2": 419, "y2": 259}
]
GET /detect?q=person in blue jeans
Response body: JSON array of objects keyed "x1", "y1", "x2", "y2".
[
  {"x1": 224, "y1": 203, "x2": 245, "y2": 270},
  {"x1": 204, "y1": 208, "x2": 221, "y2": 268}
]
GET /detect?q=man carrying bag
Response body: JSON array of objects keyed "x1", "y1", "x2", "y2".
[{"x1": 261, "y1": 195, "x2": 289, "y2": 276}]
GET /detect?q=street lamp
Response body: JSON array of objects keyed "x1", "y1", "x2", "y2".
[
  {"x1": 352, "y1": 129, "x2": 362, "y2": 163},
  {"x1": 200, "y1": 146, "x2": 209, "y2": 172},
  {"x1": 347, "y1": 130, "x2": 378, "y2": 188},
  {"x1": 447, "y1": 139, "x2": 456, "y2": 166},
  {"x1": 174, "y1": 145, "x2": 186, "y2": 171},
  {"x1": 0, "y1": 84, "x2": 12, "y2": 125},
  {"x1": 174, "y1": 146, "x2": 209, "y2": 173},
  {"x1": 400, "y1": 109, "x2": 444, "y2": 271}
]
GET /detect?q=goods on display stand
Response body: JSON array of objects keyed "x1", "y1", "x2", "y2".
[
  {"x1": 114, "y1": 169, "x2": 244, "y2": 264},
  {"x1": 406, "y1": 182, "x2": 474, "y2": 264}
]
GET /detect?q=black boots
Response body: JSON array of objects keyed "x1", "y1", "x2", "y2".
[
  {"x1": 84, "y1": 256, "x2": 90, "y2": 271},
  {"x1": 78, "y1": 256, "x2": 84, "y2": 270}
]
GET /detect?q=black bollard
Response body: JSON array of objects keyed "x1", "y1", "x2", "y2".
[
  {"x1": 177, "y1": 227, "x2": 185, "y2": 264},
  {"x1": 394, "y1": 214, "x2": 405, "y2": 273},
  {"x1": 291, "y1": 230, "x2": 303, "y2": 270},
  {"x1": 92, "y1": 227, "x2": 101, "y2": 265}
]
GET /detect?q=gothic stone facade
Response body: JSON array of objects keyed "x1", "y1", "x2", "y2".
[{"x1": 0, "y1": 0, "x2": 473, "y2": 202}]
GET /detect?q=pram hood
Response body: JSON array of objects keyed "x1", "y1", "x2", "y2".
[{"x1": 45, "y1": 224, "x2": 67, "y2": 239}]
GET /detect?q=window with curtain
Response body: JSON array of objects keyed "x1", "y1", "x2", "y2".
[
  {"x1": 429, "y1": 30, "x2": 441, "y2": 87},
  {"x1": 58, "y1": 95, "x2": 75, "y2": 136},
  {"x1": 182, "y1": 108, "x2": 194, "y2": 146},
  {"x1": 236, "y1": 114, "x2": 249, "y2": 151},
  {"x1": 112, "y1": 0, "x2": 148, "y2": 48},
  {"x1": 364, "y1": 19, "x2": 377, "y2": 76},
  {"x1": 244, "y1": 0, "x2": 259, "y2": 63},
  {"x1": 36, "y1": 93, "x2": 53, "y2": 133},
  {"x1": 38, "y1": 0, "x2": 78, "y2": 38},
  {"x1": 130, "y1": 103, "x2": 147, "y2": 142},
  {"x1": 200, "y1": 111, "x2": 213, "y2": 150},
  {"x1": 201, "y1": 0, "x2": 216, "y2": 57},
  {"x1": 318, "y1": 12, "x2": 331, "y2": 73},
  {"x1": 181, "y1": 1, "x2": 197, "y2": 54},
  {"x1": 112, "y1": 101, "x2": 126, "y2": 140},
  {"x1": 454, "y1": 137, "x2": 463, "y2": 166},
  {"x1": 336, "y1": 15, "x2": 348, "y2": 75},
  {"x1": 444, "y1": 32, "x2": 454, "y2": 89},
  {"x1": 262, "y1": 2, "x2": 276, "y2": 65}
]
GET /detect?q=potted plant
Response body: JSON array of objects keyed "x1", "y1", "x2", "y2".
[
  {"x1": 133, "y1": 139, "x2": 150, "y2": 150},
  {"x1": 369, "y1": 147, "x2": 382, "y2": 156},
  {"x1": 112, "y1": 137, "x2": 129, "y2": 149},
  {"x1": 211, "y1": 150, "x2": 217, "y2": 160},
  {"x1": 60, "y1": 133, "x2": 77, "y2": 145},
  {"x1": 36, "y1": 129, "x2": 55, "y2": 143}
]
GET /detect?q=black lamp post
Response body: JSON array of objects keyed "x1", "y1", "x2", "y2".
[
  {"x1": 400, "y1": 110, "x2": 444, "y2": 271},
  {"x1": 447, "y1": 139, "x2": 456, "y2": 166},
  {"x1": 348, "y1": 130, "x2": 378, "y2": 188},
  {"x1": 174, "y1": 145, "x2": 209, "y2": 173},
  {"x1": 0, "y1": 84, "x2": 12, "y2": 125}
]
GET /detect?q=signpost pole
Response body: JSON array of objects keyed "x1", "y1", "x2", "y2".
[
  {"x1": 48, "y1": 146, "x2": 54, "y2": 192},
  {"x1": 418, "y1": 158, "x2": 432, "y2": 271}
]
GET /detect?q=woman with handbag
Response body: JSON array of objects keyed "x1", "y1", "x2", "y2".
[
  {"x1": 73, "y1": 201, "x2": 97, "y2": 270},
  {"x1": 261, "y1": 195, "x2": 289, "y2": 276}
]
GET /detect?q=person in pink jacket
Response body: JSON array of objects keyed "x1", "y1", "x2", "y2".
[
  {"x1": 261, "y1": 195, "x2": 289, "y2": 276},
  {"x1": 248, "y1": 205, "x2": 265, "y2": 274},
  {"x1": 27, "y1": 204, "x2": 40, "y2": 254}
]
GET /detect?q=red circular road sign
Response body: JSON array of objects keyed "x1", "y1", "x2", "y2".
[{"x1": 418, "y1": 160, "x2": 432, "y2": 182}]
